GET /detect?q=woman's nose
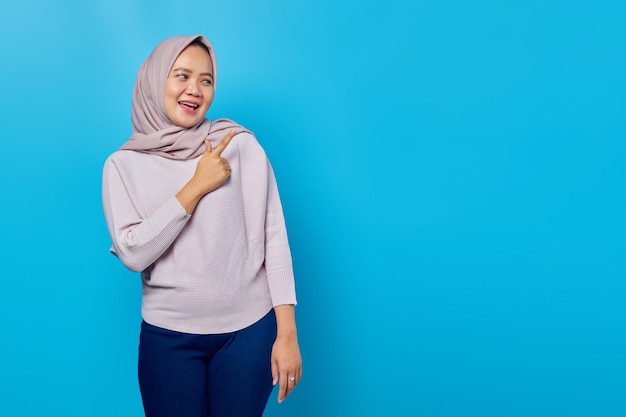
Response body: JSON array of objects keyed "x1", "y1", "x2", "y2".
[{"x1": 186, "y1": 83, "x2": 201, "y2": 96}]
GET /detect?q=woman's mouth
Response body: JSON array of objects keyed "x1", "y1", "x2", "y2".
[{"x1": 179, "y1": 101, "x2": 199, "y2": 113}]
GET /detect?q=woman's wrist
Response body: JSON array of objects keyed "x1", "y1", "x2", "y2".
[
  {"x1": 274, "y1": 304, "x2": 298, "y2": 338},
  {"x1": 176, "y1": 179, "x2": 204, "y2": 214}
]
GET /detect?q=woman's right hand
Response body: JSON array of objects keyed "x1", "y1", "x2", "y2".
[
  {"x1": 176, "y1": 129, "x2": 236, "y2": 214},
  {"x1": 194, "y1": 129, "x2": 236, "y2": 194}
]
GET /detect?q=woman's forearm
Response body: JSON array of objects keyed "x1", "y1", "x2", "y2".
[
  {"x1": 176, "y1": 179, "x2": 205, "y2": 215},
  {"x1": 274, "y1": 304, "x2": 298, "y2": 338}
]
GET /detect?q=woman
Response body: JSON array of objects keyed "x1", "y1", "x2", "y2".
[{"x1": 102, "y1": 35, "x2": 301, "y2": 417}]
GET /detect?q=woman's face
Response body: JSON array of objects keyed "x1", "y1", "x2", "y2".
[{"x1": 164, "y1": 44, "x2": 214, "y2": 128}]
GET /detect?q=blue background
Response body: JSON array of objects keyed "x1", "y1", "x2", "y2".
[{"x1": 1, "y1": 1, "x2": 624, "y2": 416}]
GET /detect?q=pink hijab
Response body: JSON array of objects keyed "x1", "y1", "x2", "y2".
[{"x1": 119, "y1": 35, "x2": 245, "y2": 160}]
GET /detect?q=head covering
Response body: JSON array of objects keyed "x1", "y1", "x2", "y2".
[{"x1": 119, "y1": 35, "x2": 245, "y2": 160}]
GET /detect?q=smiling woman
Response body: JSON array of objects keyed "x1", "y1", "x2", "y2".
[
  {"x1": 163, "y1": 41, "x2": 215, "y2": 128},
  {"x1": 101, "y1": 35, "x2": 302, "y2": 417}
]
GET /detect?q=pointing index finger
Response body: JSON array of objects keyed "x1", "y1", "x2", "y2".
[{"x1": 212, "y1": 129, "x2": 236, "y2": 156}]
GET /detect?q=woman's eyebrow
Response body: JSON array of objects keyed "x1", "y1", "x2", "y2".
[{"x1": 172, "y1": 67, "x2": 213, "y2": 78}]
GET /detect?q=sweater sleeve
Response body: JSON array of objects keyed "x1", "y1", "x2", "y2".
[
  {"x1": 102, "y1": 157, "x2": 191, "y2": 272},
  {"x1": 264, "y1": 161, "x2": 297, "y2": 307}
]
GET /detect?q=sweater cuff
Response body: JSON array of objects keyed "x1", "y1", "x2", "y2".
[{"x1": 266, "y1": 264, "x2": 297, "y2": 307}]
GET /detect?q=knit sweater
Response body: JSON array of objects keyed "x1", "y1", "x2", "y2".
[{"x1": 102, "y1": 132, "x2": 296, "y2": 334}]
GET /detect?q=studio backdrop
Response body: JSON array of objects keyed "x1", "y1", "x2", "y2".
[{"x1": 0, "y1": 1, "x2": 624, "y2": 416}]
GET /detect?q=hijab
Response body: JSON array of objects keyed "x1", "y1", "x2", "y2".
[{"x1": 119, "y1": 35, "x2": 245, "y2": 160}]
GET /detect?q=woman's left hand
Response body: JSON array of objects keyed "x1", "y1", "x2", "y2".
[{"x1": 271, "y1": 331, "x2": 302, "y2": 403}]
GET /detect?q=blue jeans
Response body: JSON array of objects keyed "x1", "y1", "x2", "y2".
[{"x1": 138, "y1": 310, "x2": 277, "y2": 417}]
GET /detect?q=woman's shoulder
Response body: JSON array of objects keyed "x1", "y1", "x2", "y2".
[
  {"x1": 212, "y1": 118, "x2": 265, "y2": 151},
  {"x1": 105, "y1": 148, "x2": 147, "y2": 165},
  {"x1": 212, "y1": 118, "x2": 256, "y2": 140},
  {"x1": 103, "y1": 149, "x2": 170, "y2": 176}
]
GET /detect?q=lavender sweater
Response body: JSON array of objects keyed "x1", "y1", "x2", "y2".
[{"x1": 102, "y1": 132, "x2": 296, "y2": 334}]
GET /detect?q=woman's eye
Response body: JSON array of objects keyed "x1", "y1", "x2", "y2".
[
  {"x1": 202, "y1": 79, "x2": 212, "y2": 85},
  {"x1": 176, "y1": 73, "x2": 188, "y2": 80}
]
